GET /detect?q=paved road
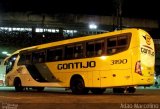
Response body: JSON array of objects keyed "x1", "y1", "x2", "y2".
[{"x1": 0, "y1": 87, "x2": 160, "y2": 109}]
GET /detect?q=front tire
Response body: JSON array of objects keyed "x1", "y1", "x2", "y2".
[
  {"x1": 14, "y1": 78, "x2": 24, "y2": 92},
  {"x1": 70, "y1": 77, "x2": 89, "y2": 94}
]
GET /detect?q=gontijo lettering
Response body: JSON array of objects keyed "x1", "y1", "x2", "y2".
[
  {"x1": 141, "y1": 46, "x2": 154, "y2": 56},
  {"x1": 57, "y1": 61, "x2": 96, "y2": 70}
]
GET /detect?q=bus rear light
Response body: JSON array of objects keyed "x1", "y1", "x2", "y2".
[{"x1": 135, "y1": 61, "x2": 142, "y2": 76}]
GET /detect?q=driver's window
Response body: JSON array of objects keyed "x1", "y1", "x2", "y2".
[{"x1": 5, "y1": 54, "x2": 18, "y2": 74}]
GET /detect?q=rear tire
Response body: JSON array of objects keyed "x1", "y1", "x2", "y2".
[
  {"x1": 127, "y1": 87, "x2": 136, "y2": 93},
  {"x1": 113, "y1": 88, "x2": 125, "y2": 93},
  {"x1": 70, "y1": 77, "x2": 89, "y2": 94},
  {"x1": 14, "y1": 78, "x2": 24, "y2": 92}
]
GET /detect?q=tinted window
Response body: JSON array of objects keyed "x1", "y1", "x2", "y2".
[
  {"x1": 6, "y1": 54, "x2": 18, "y2": 74},
  {"x1": 107, "y1": 37, "x2": 117, "y2": 47},
  {"x1": 18, "y1": 53, "x2": 32, "y2": 65},
  {"x1": 65, "y1": 45, "x2": 74, "y2": 59},
  {"x1": 47, "y1": 47, "x2": 63, "y2": 61},
  {"x1": 74, "y1": 44, "x2": 84, "y2": 58},
  {"x1": 95, "y1": 40, "x2": 105, "y2": 56},
  {"x1": 86, "y1": 41, "x2": 94, "y2": 57},
  {"x1": 107, "y1": 34, "x2": 130, "y2": 55},
  {"x1": 118, "y1": 36, "x2": 128, "y2": 46},
  {"x1": 32, "y1": 51, "x2": 46, "y2": 63}
]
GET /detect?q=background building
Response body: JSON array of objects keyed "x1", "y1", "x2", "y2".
[{"x1": 0, "y1": 12, "x2": 159, "y2": 58}]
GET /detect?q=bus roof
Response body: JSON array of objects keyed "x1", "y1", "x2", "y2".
[
  {"x1": 36, "y1": 28, "x2": 144, "y2": 49},
  {"x1": 9, "y1": 28, "x2": 147, "y2": 56}
]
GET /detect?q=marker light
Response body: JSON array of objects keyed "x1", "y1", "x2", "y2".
[
  {"x1": 100, "y1": 56, "x2": 107, "y2": 60},
  {"x1": 135, "y1": 61, "x2": 142, "y2": 75},
  {"x1": 2, "y1": 51, "x2": 8, "y2": 55}
]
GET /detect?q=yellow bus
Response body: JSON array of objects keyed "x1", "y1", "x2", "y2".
[{"x1": 3, "y1": 28, "x2": 155, "y2": 94}]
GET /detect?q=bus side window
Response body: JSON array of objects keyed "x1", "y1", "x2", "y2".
[
  {"x1": 32, "y1": 51, "x2": 46, "y2": 63},
  {"x1": 117, "y1": 36, "x2": 129, "y2": 52},
  {"x1": 95, "y1": 40, "x2": 104, "y2": 56},
  {"x1": 65, "y1": 45, "x2": 74, "y2": 59},
  {"x1": 74, "y1": 44, "x2": 83, "y2": 58},
  {"x1": 47, "y1": 49, "x2": 55, "y2": 61},
  {"x1": 118, "y1": 36, "x2": 128, "y2": 46},
  {"x1": 25, "y1": 54, "x2": 32, "y2": 64},
  {"x1": 107, "y1": 37, "x2": 117, "y2": 55},
  {"x1": 47, "y1": 47, "x2": 63, "y2": 61},
  {"x1": 18, "y1": 53, "x2": 32, "y2": 65},
  {"x1": 38, "y1": 52, "x2": 46, "y2": 63},
  {"x1": 107, "y1": 48, "x2": 117, "y2": 54},
  {"x1": 54, "y1": 48, "x2": 63, "y2": 61},
  {"x1": 86, "y1": 41, "x2": 94, "y2": 57},
  {"x1": 6, "y1": 54, "x2": 18, "y2": 74},
  {"x1": 107, "y1": 37, "x2": 117, "y2": 47},
  {"x1": 32, "y1": 53, "x2": 39, "y2": 63},
  {"x1": 107, "y1": 35, "x2": 130, "y2": 55},
  {"x1": 18, "y1": 54, "x2": 25, "y2": 65}
]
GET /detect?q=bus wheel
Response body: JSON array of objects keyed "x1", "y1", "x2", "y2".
[
  {"x1": 127, "y1": 87, "x2": 136, "y2": 93},
  {"x1": 36, "y1": 87, "x2": 44, "y2": 92},
  {"x1": 90, "y1": 88, "x2": 106, "y2": 94},
  {"x1": 14, "y1": 78, "x2": 24, "y2": 92},
  {"x1": 70, "y1": 77, "x2": 89, "y2": 94},
  {"x1": 113, "y1": 88, "x2": 125, "y2": 93}
]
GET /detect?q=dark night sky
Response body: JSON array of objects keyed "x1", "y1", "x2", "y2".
[{"x1": 0, "y1": 0, "x2": 159, "y2": 19}]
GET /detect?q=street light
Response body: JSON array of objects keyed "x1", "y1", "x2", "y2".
[
  {"x1": 2, "y1": 51, "x2": 11, "y2": 56},
  {"x1": 89, "y1": 23, "x2": 97, "y2": 30}
]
